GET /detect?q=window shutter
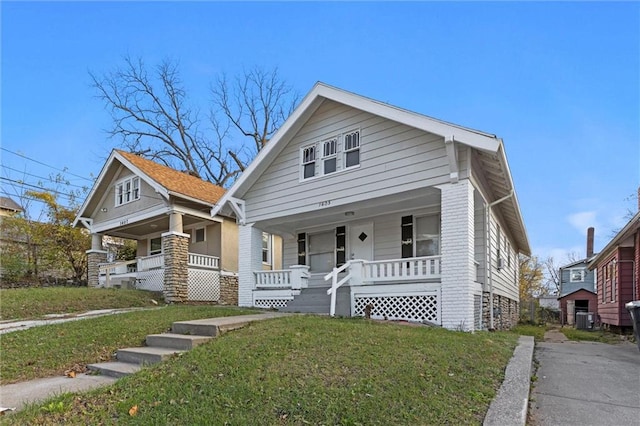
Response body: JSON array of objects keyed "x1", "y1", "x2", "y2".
[
  {"x1": 336, "y1": 226, "x2": 346, "y2": 267},
  {"x1": 297, "y1": 233, "x2": 306, "y2": 265},
  {"x1": 401, "y1": 216, "x2": 413, "y2": 258}
]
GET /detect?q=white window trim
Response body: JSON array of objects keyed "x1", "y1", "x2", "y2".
[
  {"x1": 300, "y1": 129, "x2": 361, "y2": 182},
  {"x1": 115, "y1": 176, "x2": 141, "y2": 207},
  {"x1": 262, "y1": 232, "x2": 272, "y2": 265},
  {"x1": 569, "y1": 268, "x2": 585, "y2": 283}
]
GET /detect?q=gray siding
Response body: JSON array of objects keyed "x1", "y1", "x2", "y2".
[
  {"x1": 474, "y1": 189, "x2": 486, "y2": 284},
  {"x1": 92, "y1": 168, "x2": 164, "y2": 225},
  {"x1": 559, "y1": 261, "x2": 595, "y2": 296},
  {"x1": 488, "y1": 214, "x2": 519, "y2": 300},
  {"x1": 243, "y1": 100, "x2": 466, "y2": 222}
]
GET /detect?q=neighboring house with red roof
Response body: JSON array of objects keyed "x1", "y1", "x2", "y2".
[{"x1": 74, "y1": 149, "x2": 281, "y2": 303}]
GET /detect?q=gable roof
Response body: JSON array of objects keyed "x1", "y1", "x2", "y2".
[
  {"x1": 588, "y1": 210, "x2": 640, "y2": 269},
  {"x1": 116, "y1": 151, "x2": 225, "y2": 205},
  {"x1": 212, "y1": 82, "x2": 530, "y2": 255},
  {"x1": 75, "y1": 150, "x2": 225, "y2": 224},
  {"x1": 557, "y1": 288, "x2": 597, "y2": 300},
  {"x1": 0, "y1": 196, "x2": 23, "y2": 213}
]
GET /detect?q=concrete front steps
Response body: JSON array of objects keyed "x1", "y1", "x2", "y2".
[{"x1": 87, "y1": 312, "x2": 288, "y2": 378}]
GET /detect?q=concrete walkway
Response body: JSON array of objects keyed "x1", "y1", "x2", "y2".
[
  {"x1": 530, "y1": 330, "x2": 640, "y2": 425},
  {"x1": 0, "y1": 307, "x2": 161, "y2": 335}
]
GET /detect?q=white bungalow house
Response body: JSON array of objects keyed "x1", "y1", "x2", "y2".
[
  {"x1": 74, "y1": 149, "x2": 282, "y2": 303},
  {"x1": 212, "y1": 83, "x2": 530, "y2": 331}
]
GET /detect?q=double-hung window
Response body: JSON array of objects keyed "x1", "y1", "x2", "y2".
[
  {"x1": 300, "y1": 129, "x2": 361, "y2": 180},
  {"x1": 150, "y1": 237, "x2": 162, "y2": 255},
  {"x1": 262, "y1": 232, "x2": 272, "y2": 264},
  {"x1": 308, "y1": 230, "x2": 334, "y2": 272},
  {"x1": 569, "y1": 268, "x2": 585, "y2": 282},
  {"x1": 115, "y1": 176, "x2": 141, "y2": 206},
  {"x1": 302, "y1": 146, "x2": 316, "y2": 179},
  {"x1": 344, "y1": 130, "x2": 360, "y2": 168},
  {"x1": 415, "y1": 215, "x2": 440, "y2": 256},
  {"x1": 322, "y1": 138, "x2": 337, "y2": 174}
]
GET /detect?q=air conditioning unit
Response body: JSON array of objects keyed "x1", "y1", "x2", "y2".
[{"x1": 496, "y1": 258, "x2": 504, "y2": 270}]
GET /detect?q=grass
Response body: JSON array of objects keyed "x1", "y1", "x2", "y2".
[
  {"x1": 3, "y1": 316, "x2": 519, "y2": 425},
  {"x1": 0, "y1": 287, "x2": 163, "y2": 320},
  {"x1": 560, "y1": 327, "x2": 623, "y2": 344},
  {"x1": 511, "y1": 324, "x2": 547, "y2": 341},
  {"x1": 0, "y1": 305, "x2": 257, "y2": 384}
]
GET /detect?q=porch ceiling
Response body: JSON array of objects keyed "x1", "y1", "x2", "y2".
[{"x1": 257, "y1": 186, "x2": 441, "y2": 235}]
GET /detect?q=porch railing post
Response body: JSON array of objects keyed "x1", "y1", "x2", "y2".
[
  {"x1": 289, "y1": 265, "x2": 310, "y2": 291},
  {"x1": 349, "y1": 260, "x2": 364, "y2": 286}
]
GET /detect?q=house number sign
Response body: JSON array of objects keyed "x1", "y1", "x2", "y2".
[
  {"x1": 119, "y1": 219, "x2": 129, "y2": 226},
  {"x1": 318, "y1": 200, "x2": 331, "y2": 207}
]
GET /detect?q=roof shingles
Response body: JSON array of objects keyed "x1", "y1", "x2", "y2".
[{"x1": 117, "y1": 150, "x2": 225, "y2": 205}]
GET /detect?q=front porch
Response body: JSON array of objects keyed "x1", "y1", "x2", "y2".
[
  {"x1": 98, "y1": 253, "x2": 223, "y2": 302},
  {"x1": 252, "y1": 256, "x2": 445, "y2": 324}
]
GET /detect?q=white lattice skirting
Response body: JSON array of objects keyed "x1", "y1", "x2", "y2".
[
  {"x1": 353, "y1": 292, "x2": 440, "y2": 323},
  {"x1": 254, "y1": 298, "x2": 290, "y2": 309},
  {"x1": 136, "y1": 269, "x2": 165, "y2": 292},
  {"x1": 188, "y1": 269, "x2": 220, "y2": 302}
]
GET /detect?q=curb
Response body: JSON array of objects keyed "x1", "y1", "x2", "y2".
[{"x1": 483, "y1": 335, "x2": 534, "y2": 426}]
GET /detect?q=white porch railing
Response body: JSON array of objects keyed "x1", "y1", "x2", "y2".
[
  {"x1": 325, "y1": 256, "x2": 442, "y2": 317},
  {"x1": 254, "y1": 265, "x2": 310, "y2": 290},
  {"x1": 138, "y1": 253, "x2": 164, "y2": 271},
  {"x1": 188, "y1": 253, "x2": 220, "y2": 269},
  {"x1": 363, "y1": 256, "x2": 441, "y2": 282}
]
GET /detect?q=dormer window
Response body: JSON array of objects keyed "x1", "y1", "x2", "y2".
[{"x1": 115, "y1": 176, "x2": 141, "y2": 206}]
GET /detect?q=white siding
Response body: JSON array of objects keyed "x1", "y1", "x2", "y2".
[
  {"x1": 488, "y1": 212, "x2": 519, "y2": 300},
  {"x1": 242, "y1": 100, "x2": 465, "y2": 222}
]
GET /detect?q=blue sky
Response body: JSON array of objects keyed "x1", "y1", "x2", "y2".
[{"x1": 2, "y1": 1, "x2": 639, "y2": 264}]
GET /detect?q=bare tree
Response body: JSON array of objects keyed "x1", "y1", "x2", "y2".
[
  {"x1": 90, "y1": 56, "x2": 298, "y2": 187},
  {"x1": 544, "y1": 251, "x2": 581, "y2": 294}
]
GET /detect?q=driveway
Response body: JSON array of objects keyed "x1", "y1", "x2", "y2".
[{"x1": 530, "y1": 332, "x2": 640, "y2": 425}]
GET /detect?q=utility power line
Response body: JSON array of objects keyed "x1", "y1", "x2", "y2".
[
  {"x1": 1, "y1": 147, "x2": 94, "y2": 182},
  {"x1": 0, "y1": 165, "x2": 89, "y2": 189},
  {"x1": 0, "y1": 176, "x2": 79, "y2": 201}
]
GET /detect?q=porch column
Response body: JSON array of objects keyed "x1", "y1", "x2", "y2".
[
  {"x1": 438, "y1": 180, "x2": 476, "y2": 331},
  {"x1": 163, "y1": 212, "x2": 189, "y2": 303},
  {"x1": 86, "y1": 233, "x2": 107, "y2": 288},
  {"x1": 238, "y1": 223, "x2": 263, "y2": 307}
]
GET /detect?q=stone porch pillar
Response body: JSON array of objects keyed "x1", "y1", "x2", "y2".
[
  {"x1": 86, "y1": 233, "x2": 107, "y2": 288},
  {"x1": 163, "y1": 212, "x2": 189, "y2": 303},
  {"x1": 438, "y1": 179, "x2": 477, "y2": 331},
  {"x1": 238, "y1": 223, "x2": 264, "y2": 307}
]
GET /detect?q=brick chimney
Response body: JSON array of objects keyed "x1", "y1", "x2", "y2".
[{"x1": 586, "y1": 227, "x2": 595, "y2": 258}]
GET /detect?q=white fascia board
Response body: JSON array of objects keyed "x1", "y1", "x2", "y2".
[
  {"x1": 496, "y1": 144, "x2": 531, "y2": 255},
  {"x1": 166, "y1": 191, "x2": 214, "y2": 208},
  {"x1": 114, "y1": 151, "x2": 170, "y2": 201},
  {"x1": 74, "y1": 149, "x2": 120, "y2": 225},
  {"x1": 314, "y1": 83, "x2": 501, "y2": 153},
  {"x1": 91, "y1": 205, "x2": 171, "y2": 234}
]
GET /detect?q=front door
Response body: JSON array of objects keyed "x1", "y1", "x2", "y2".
[{"x1": 349, "y1": 222, "x2": 374, "y2": 261}]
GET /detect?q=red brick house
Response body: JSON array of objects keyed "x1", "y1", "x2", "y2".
[{"x1": 588, "y1": 205, "x2": 640, "y2": 330}]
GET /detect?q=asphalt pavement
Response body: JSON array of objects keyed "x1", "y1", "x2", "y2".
[{"x1": 530, "y1": 333, "x2": 640, "y2": 425}]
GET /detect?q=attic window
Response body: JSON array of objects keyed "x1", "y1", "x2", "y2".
[
  {"x1": 115, "y1": 176, "x2": 141, "y2": 206},
  {"x1": 569, "y1": 268, "x2": 585, "y2": 282},
  {"x1": 300, "y1": 129, "x2": 361, "y2": 181},
  {"x1": 344, "y1": 130, "x2": 360, "y2": 168}
]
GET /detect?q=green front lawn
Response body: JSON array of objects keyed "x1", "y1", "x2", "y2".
[{"x1": 3, "y1": 316, "x2": 518, "y2": 425}]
